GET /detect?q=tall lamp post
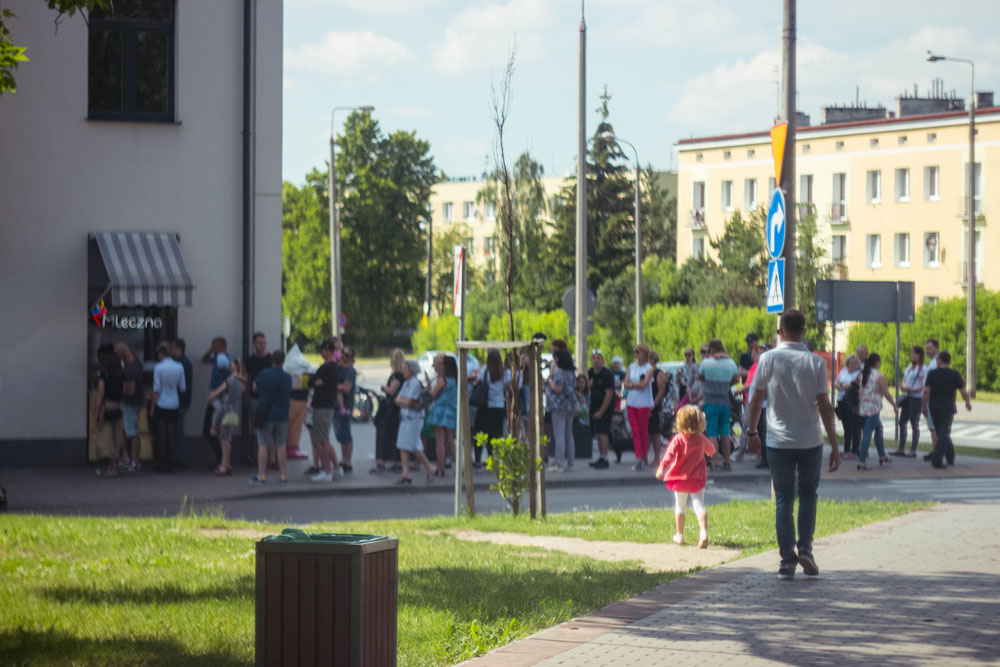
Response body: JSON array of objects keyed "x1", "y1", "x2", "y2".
[
  {"x1": 602, "y1": 133, "x2": 642, "y2": 343},
  {"x1": 329, "y1": 105, "x2": 374, "y2": 337},
  {"x1": 927, "y1": 52, "x2": 976, "y2": 396}
]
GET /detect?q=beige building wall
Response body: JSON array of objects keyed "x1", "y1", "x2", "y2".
[{"x1": 675, "y1": 111, "x2": 997, "y2": 305}]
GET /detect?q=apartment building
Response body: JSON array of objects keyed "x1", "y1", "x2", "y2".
[
  {"x1": 430, "y1": 171, "x2": 678, "y2": 276},
  {"x1": 675, "y1": 92, "x2": 996, "y2": 306}
]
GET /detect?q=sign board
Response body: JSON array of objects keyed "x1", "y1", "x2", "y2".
[
  {"x1": 815, "y1": 281, "x2": 915, "y2": 323},
  {"x1": 770, "y1": 122, "x2": 788, "y2": 184},
  {"x1": 453, "y1": 245, "x2": 465, "y2": 316},
  {"x1": 766, "y1": 189, "x2": 786, "y2": 259},
  {"x1": 766, "y1": 258, "x2": 785, "y2": 314},
  {"x1": 568, "y1": 318, "x2": 595, "y2": 336},
  {"x1": 561, "y1": 286, "x2": 596, "y2": 318}
]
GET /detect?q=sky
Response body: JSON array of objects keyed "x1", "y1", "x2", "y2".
[{"x1": 282, "y1": 0, "x2": 1000, "y2": 185}]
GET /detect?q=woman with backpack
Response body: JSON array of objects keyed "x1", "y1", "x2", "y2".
[
  {"x1": 856, "y1": 353, "x2": 898, "y2": 470},
  {"x1": 835, "y1": 354, "x2": 861, "y2": 459}
]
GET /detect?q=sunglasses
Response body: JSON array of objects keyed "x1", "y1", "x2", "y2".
[
  {"x1": 700, "y1": 349, "x2": 709, "y2": 354},
  {"x1": 684, "y1": 352, "x2": 693, "y2": 357}
]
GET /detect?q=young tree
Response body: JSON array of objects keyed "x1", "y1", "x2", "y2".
[
  {"x1": 337, "y1": 111, "x2": 437, "y2": 353},
  {"x1": 795, "y1": 212, "x2": 832, "y2": 345}
]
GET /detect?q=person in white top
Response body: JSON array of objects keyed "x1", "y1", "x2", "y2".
[
  {"x1": 895, "y1": 345, "x2": 927, "y2": 457},
  {"x1": 623, "y1": 342, "x2": 655, "y2": 471},
  {"x1": 748, "y1": 310, "x2": 840, "y2": 581},
  {"x1": 923, "y1": 338, "x2": 940, "y2": 451},
  {"x1": 150, "y1": 341, "x2": 186, "y2": 473},
  {"x1": 834, "y1": 355, "x2": 861, "y2": 459}
]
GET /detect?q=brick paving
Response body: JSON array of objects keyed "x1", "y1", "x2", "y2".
[{"x1": 465, "y1": 504, "x2": 1000, "y2": 666}]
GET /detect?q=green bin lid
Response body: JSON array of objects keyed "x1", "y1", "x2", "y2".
[{"x1": 261, "y1": 528, "x2": 391, "y2": 544}]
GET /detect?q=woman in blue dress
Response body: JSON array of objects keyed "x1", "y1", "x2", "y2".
[{"x1": 426, "y1": 353, "x2": 458, "y2": 477}]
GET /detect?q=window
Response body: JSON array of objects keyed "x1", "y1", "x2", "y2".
[
  {"x1": 442, "y1": 202, "x2": 454, "y2": 222},
  {"x1": 894, "y1": 232, "x2": 910, "y2": 267},
  {"x1": 927, "y1": 133, "x2": 937, "y2": 144},
  {"x1": 964, "y1": 162, "x2": 983, "y2": 214},
  {"x1": 923, "y1": 296, "x2": 939, "y2": 305},
  {"x1": 832, "y1": 235, "x2": 847, "y2": 263},
  {"x1": 802, "y1": 144, "x2": 811, "y2": 154},
  {"x1": 836, "y1": 141, "x2": 845, "y2": 151},
  {"x1": 866, "y1": 234, "x2": 881, "y2": 268},
  {"x1": 88, "y1": 0, "x2": 175, "y2": 122},
  {"x1": 692, "y1": 237, "x2": 706, "y2": 260},
  {"x1": 898, "y1": 136, "x2": 908, "y2": 146},
  {"x1": 723, "y1": 151, "x2": 731, "y2": 161},
  {"x1": 895, "y1": 168, "x2": 910, "y2": 202},
  {"x1": 962, "y1": 229, "x2": 983, "y2": 283},
  {"x1": 866, "y1": 170, "x2": 881, "y2": 203},
  {"x1": 462, "y1": 201, "x2": 476, "y2": 221},
  {"x1": 799, "y1": 174, "x2": 814, "y2": 204},
  {"x1": 484, "y1": 236, "x2": 497, "y2": 258},
  {"x1": 693, "y1": 181, "x2": 706, "y2": 210},
  {"x1": 768, "y1": 177, "x2": 777, "y2": 196},
  {"x1": 744, "y1": 178, "x2": 757, "y2": 209},
  {"x1": 832, "y1": 172, "x2": 847, "y2": 220},
  {"x1": 923, "y1": 232, "x2": 940, "y2": 267},
  {"x1": 924, "y1": 166, "x2": 940, "y2": 201},
  {"x1": 747, "y1": 149, "x2": 756, "y2": 158},
  {"x1": 870, "y1": 138, "x2": 879, "y2": 149},
  {"x1": 721, "y1": 180, "x2": 734, "y2": 211},
  {"x1": 696, "y1": 153, "x2": 704, "y2": 162},
  {"x1": 483, "y1": 201, "x2": 496, "y2": 222}
]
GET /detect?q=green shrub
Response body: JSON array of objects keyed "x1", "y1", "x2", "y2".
[{"x1": 482, "y1": 433, "x2": 544, "y2": 516}]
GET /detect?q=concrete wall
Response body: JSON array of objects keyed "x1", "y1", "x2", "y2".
[{"x1": 0, "y1": 0, "x2": 282, "y2": 456}]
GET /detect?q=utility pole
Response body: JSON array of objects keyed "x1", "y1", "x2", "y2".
[
  {"x1": 780, "y1": 0, "x2": 797, "y2": 309},
  {"x1": 424, "y1": 217, "x2": 433, "y2": 327},
  {"x1": 574, "y1": 0, "x2": 588, "y2": 371},
  {"x1": 968, "y1": 71, "x2": 977, "y2": 396}
]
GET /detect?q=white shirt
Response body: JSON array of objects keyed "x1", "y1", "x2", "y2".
[
  {"x1": 903, "y1": 364, "x2": 926, "y2": 398},
  {"x1": 625, "y1": 362, "x2": 654, "y2": 408},
  {"x1": 836, "y1": 368, "x2": 860, "y2": 400},
  {"x1": 153, "y1": 358, "x2": 186, "y2": 410},
  {"x1": 752, "y1": 341, "x2": 828, "y2": 449}
]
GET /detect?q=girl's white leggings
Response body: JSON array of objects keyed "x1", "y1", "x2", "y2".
[{"x1": 673, "y1": 489, "x2": 706, "y2": 515}]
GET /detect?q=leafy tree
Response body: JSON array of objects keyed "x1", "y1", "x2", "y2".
[
  {"x1": 282, "y1": 174, "x2": 331, "y2": 344},
  {"x1": 708, "y1": 209, "x2": 768, "y2": 307},
  {"x1": 337, "y1": 111, "x2": 436, "y2": 354},
  {"x1": 795, "y1": 212, "x2": 832, "y2": 345},
  {"x1": 1, "y1": 1, "x2": 111, "y2": 94},
  {"x1": 545, "y1": 87, "x2": 635, "y2": 296},
  {"x1": 592, "y1": 265, "x2": 659, "y2": 353}
]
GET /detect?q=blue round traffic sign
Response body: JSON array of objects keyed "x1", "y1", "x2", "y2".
[{"x1": 766, "y1": 189, "x2": 786, "y2": 259}]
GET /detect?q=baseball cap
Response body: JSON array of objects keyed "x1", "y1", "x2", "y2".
[{"x1": 612, "y1": 355, "x2": 623, "y2": 364}]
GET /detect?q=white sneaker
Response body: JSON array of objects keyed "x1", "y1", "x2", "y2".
[
  {"x1": 547, "y1": 463, "x2": 562, "y2": 472},
  {"x1": 309, "y1": 470, "x2": 333, "y2": 483}
]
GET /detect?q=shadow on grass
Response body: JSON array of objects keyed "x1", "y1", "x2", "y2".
[
  {"x1": 400, "y1": 564, "x2": 668, "y2": 623},
  {"x1": 0, "y1": 627, "x2": 249, "y2": 667},
  {"x1": 40, "y1": 575, "x2": 253, "y2": 605}
]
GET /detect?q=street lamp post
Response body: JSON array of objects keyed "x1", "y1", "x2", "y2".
[
  {"x1": 927, "y1": 52, "x2": 976, "y2": 396},
  {"x1": 329, "y1": 105, "x2": 374, "y2": 337},
  {"x1": 603, "y1": 133, "x2": 642, "y2": 343}
]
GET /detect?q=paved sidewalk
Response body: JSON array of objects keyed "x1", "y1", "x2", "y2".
[{"x1": 463, "y1": 503, "x2": 1000, "y2": 666}]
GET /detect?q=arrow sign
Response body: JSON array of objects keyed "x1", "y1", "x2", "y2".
[
  {"x1": 766, "y1": 189, "x2": 786, "y2": 259},
  {"x1": 767, "y1": 258, "x2": 786, "y2": 314}
]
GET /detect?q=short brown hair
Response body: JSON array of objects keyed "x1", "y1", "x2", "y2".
[
  {"x1": 707, "y1": 339, "x2": 725, "y2": 354},
  {"x1": 551, "y1": 339, "x2": 568, "y2": 352},
  {"x1": 779, "y1": 309, "x2": 806, "y2": 336},
  {"x1": 675, "y1": 406, "x2": 706, "y2": 435}
]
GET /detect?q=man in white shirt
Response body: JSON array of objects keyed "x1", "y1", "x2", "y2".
[
  {"x1": 748, "y1": 310, "x2": 840, "y2": 580},
  {"x1": 923, "y1": 338, "x2": 940, "y2": 454},
  {"x1": 150, "y1": 341, "x2": 187, "y2": 472}
]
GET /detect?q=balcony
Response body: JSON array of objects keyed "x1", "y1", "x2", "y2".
[
  {"x1": 957, "y1": 196, "x2": 984, "y2": 220},
  {"x1": 958, "y1": 261, "x2": 984, "y2": 286},
  {"x1": 688, "y1": 208, "x2": 706, "y2": 229},
  {"x1": 827, "y1": 202, "x2": 848, "y2": 224}
]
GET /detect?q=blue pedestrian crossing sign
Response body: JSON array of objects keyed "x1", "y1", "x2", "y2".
[
  {"x1": 766, "y1": 189, "x2": 786, "y2": 259},
  {"x1": 766, "y1": 258, "x2": 785, "y2": 314}
]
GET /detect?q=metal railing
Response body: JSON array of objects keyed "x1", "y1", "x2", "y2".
[
  {"x1": 828, "y1": 202, "x2": 848, "y2": 223},
  {"x1": 688, "y1": 208, "x2": 706, "y2": 229},
  {"x1": 959, "y1": 196, "x2": 983, "y2": 217}
]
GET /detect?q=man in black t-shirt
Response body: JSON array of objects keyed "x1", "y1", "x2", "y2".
[
  {"x1": 307, "y1": 338, "x2": 342, "y2": 482},
  {"x1": 921, "y1": 351, "x2": 972, "y2": 469},
  {"x1": 244, "y1": 333, "x2": 273, "y2": 465},
  {"x1": 587, "y1": 350, "x2": 616, "y2": 469},
  {"x1": 739, "y1": 333, "x2": 759, "y2": 382}
]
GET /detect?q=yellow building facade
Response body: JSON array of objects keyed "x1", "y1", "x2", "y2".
[{"x1": 675, "y1": 109, "x2": 997, "y2": 305}]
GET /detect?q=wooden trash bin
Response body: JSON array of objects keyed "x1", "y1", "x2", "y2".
[{"x1": 256, "y1": 529, "x2": 399, "y2": 667}]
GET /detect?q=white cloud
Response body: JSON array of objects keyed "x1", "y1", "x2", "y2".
[
  {"x1": 285, "y1": 31, "x2": 414, "y2": 79},
  {"x1": 431, "y1": 0, "x2": 557, "y2": 75}
]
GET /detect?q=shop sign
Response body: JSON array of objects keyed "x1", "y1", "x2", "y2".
[{"x1": 90, "y1": 300, "x2": 163, "y2": 330}]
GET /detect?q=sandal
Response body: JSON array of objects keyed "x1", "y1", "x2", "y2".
[
  {"x1": 892, "y1": 449, "x2": 905, "y2": 456},
  {"x1": 879, "y1": 456, "x2": 892, "y2": 466},
  {"x1": 213, "y1": 466, "x2": 232, "y2": 477},
  {"x1": 857, "y1": 463, "x2": 871, "y2": 471},
  {"x1": 394, "y1": 476, "x2": 412, "y2": 485},
  {"x1": 434, "y1": 468, "x2": 446, "y2": 477},
  {"x1": 425, "y1": 473, "x2": 434, "y2": 485}
]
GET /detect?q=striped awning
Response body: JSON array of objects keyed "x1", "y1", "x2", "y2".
[{"x1": 93, "y1": 232, "x2": 195, "y2": 307}]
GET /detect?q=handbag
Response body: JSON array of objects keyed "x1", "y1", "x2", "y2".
[
  {"x1": 413, "y1": 389, "x2": 435, "y2": 413},
  {"x1": 470, "y1": 377, "x2": 490, "y2": 409},
  {"x1": 841, "y1": 379, "x2": 860, "y2": 411}
]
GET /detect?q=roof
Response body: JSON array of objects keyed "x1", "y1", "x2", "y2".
[{"x1": 676, "y1": 107, "x2": 1000, "y2": 148}]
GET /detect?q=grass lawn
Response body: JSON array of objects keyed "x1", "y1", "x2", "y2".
[
  {"x1": 0, "y1": 500, "x2": 923, "y2": 666},
  {"x1": 973, "y1": 391, "x2": 1000, "y2": 404}
]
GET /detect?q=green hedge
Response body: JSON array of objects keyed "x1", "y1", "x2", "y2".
[{"x1": 847, "y1": 290, "x2": 1000, "y2": 391}]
